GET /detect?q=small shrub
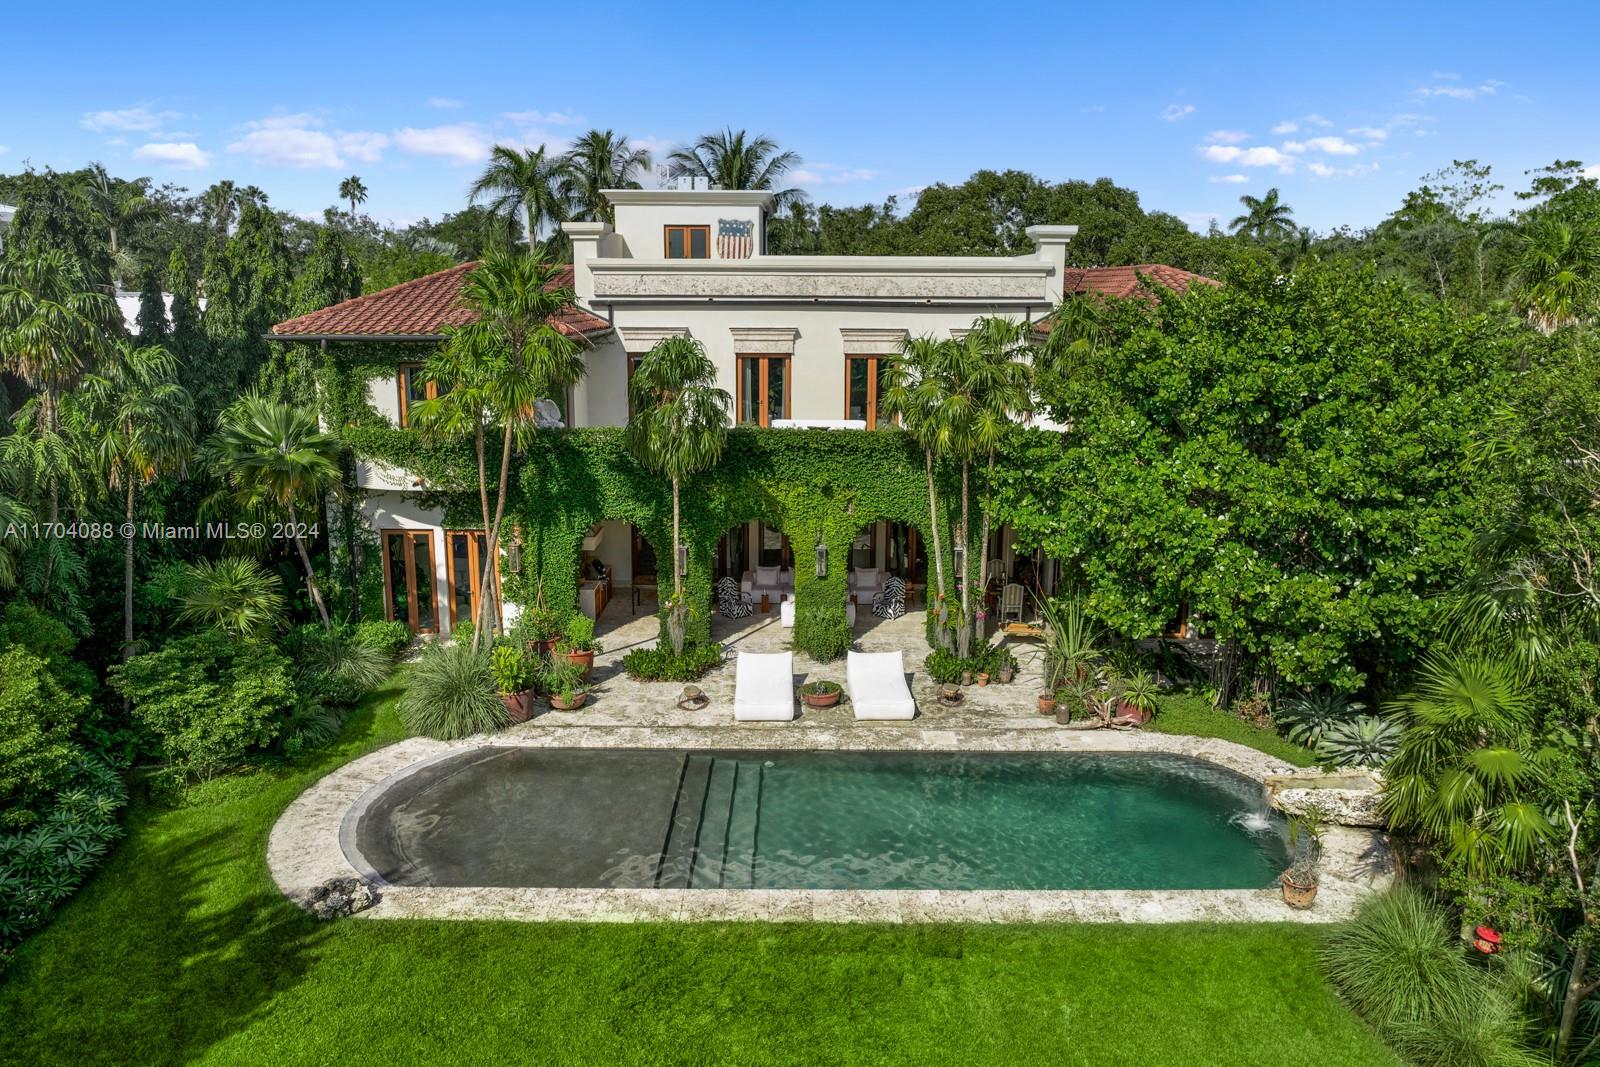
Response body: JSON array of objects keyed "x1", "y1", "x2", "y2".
[
  {"x1": 352, "y1": 619, "x2": 412, "y2": 656},
  {"x1": 489, "y1": 641, "x2": 533, "y2": 695},
  {"x1": 451, "y1": 620, "x2": 475, "y2": 647},
  {"x1": 0, "y1": 646, "x2": 89, "y2": 830},
  {"x1": 278, "y1": 699, "x2": 344, "y2": 759},
  {"x1": 800, "y1": 680, "x2": 841, "y2": 697},
  {"x1": 541, "y1": 655, "x2": 587, "y2": 701},
  {"x1": 109, "y1": 631, "x2": 294, "y2": 779},
  {"x1": 563, "y1": 613, "x2": 599, "y2": 652},
  {"x1": 792, "y1": 607, "x2": 854, "y2": 662},
  {"x1": 510, "y1": 606, "x2": 562, "y2": 644},
  {"x1": 0, "y1": 602, "x2": 95, "y2": 696},
  {"x1": 1316, "y1": 715, "x2": 1401, "y2": 767},
  {"x1": 1275, "y1": 689, "x2": 1363, "y2": 746},
  {"x1": 399, "y1": 641, "x2": 508, "y2": 740},
  {"x1": 0, "y1": 756, "x2": 127, "y2": 950},
  {"x1": 1323, "y1": 885, "x2": 1476, "y2": 1032},
  {"x1": 621, "y1": 643, "x2": 723, "y2": 682},
  {"x1": 287, "y1": 626, "x2": 395, "y2": 706},
  {"x1": 924, "y1": 648, "x2": 964, "y2": 684}
]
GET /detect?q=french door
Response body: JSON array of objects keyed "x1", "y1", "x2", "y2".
[
  {"x1": 382, "y1": 529, "x2": 439, "y2": 634},
  {"x1": 445, "y1": 530, "x2": 501, "y2": 630},
  {"x1": 737, "y1": 355, "x2": 790, "y2": 426}
]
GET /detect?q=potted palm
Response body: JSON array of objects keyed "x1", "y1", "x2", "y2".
[
  {"x1": 800, "y1": 680, "x2": 843, "y2": 708},
  {"x1": 490, "y1": 642, "x2": 535, "y2": 723},
  {"x1": 1117, "y1": 671, "x2": 1159, "y2": 724},
  {"x1": 543, "y1": 655, "x2": 589, "y2": 711},
  {"x1": 1281, "y1": 805, "x2": 1328, "y2": 910},
  {"x1": 562, "y1": 613, "x2": 601, "y2": 680},
  {"x1": 521, "y1": 606, "x2": 563, "y2": 658},
  {"x1": 994, "y1": 648, "x2": 1016, "y2": 684}
]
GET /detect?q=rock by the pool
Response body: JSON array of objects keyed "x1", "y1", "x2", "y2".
[
  {"x1": 1275, "y1": 787, "x2": 1385, "y2": 828},
  {"x1": 307, "y1": 877, "x2": 379, "y2": 919}
]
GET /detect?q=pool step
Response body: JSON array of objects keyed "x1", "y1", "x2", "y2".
[
  {"x1": 654, "y1": 754, "x2": 714, "y2": 888},
  {"x1": 689, "y1": 760, "x2": 739, "y2": 888},
  {"x1": 660, "y1": 756, "x2": 765, "y2": 889},
  {"x1": 722, "y1": 760, "x2": 762, "y2": 888}
]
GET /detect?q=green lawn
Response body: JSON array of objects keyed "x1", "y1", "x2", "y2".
[
  {"x1": 0, "y1": 683, "x2": 1391, "y2": 1066},
  {"x1": 1149, "y1": 692, "x2": 1322, "y2": 767}
]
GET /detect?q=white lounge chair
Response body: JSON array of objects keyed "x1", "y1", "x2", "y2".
[
  {"x1": 846, "y1": 650, "x2": 917, "y2": 720},
  {"x1": 734, "y1": 651, "x2": 797, "y2": 721}
]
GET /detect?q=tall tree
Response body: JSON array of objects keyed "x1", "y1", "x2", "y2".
[
  {"x1": 624, "y1": 336, "x2": 731, "y2": 654},
  {"x1": 72, "y1": 341, "x2": 194, "y2": 659},
  {"x1": 134, "y1": 264, "x2": 168, "y2": 343},
  {"x1": 435, "y1": 253, "x2": 585, "y2": 649},
  {"x1": 469, "y1": 145, "x2": 572, "y2": 257},
  {"x1": 83, "y1": 162, "x2": 154, "y2": 285},
  {"x1": 1228, "y1": 187, "x2": 1297, "y2": 242},
  {"x1": 6, "y1": 169, "x2": 114, "y2": 286},
  {"x1": 1510, "y1": 216, "x2": 1600, "y2": 334},
  {"x1": 961, "y1": 317, "x2": 1036, "y2": 624},
  {"x1": 203, "y1": 202, "x2": 291, "y2": 406},
  {"x1": 261, "y1": 226, "x2": 362, "y2": 404},
  {"x1": 199, "y1": 180, "x2": 239, "y2": 237},
  {"x1": 880, "y1": 336, "x2": 954, "y2": 643},
  {"x1": 165, "y1": 246, "x2": 214, "y2": 422},
  {"x1": 665, "y1": 129, "x2": 803, "y2": 209},
  {"x1": 207, "y1": 395, "x2": 341, "y2": 629},
  {"x1": 563, "y1": 130, "x2": 652, "y2": 224},
  {"x1": 338, "y1": 175, "x2": 369, "y2": 220}
]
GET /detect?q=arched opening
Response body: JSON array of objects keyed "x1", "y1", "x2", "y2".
[
  {"x1": 844, "y1": 519, "x2": 925, "y2": 634},
  {"x1": 710, "y1": 520, "x2": 795, "y2": 641}
]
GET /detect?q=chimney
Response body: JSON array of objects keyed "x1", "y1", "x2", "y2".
[{"x1": 1025, "y1": 225, "x2": 1078, "y2": 304}]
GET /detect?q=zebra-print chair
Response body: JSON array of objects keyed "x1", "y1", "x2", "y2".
[
  {"x1": 871, "y1": 576, "x2": 907, "y2": 620},
  {"x1": 716, "y1": 576, "x2": 755, "y2": 619}
]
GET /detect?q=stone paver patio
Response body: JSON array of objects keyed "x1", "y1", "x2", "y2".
[{"x1": 266, "y1": 596, "x2": 1394, "y2": 925}]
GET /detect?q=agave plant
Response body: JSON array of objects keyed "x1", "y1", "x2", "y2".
[
  {"x1": 1317, "y1": 715, "x2": 1402, "y2": 768},
  {"x1": 1275, "y1": 689, "x2": 1365, "y2": 746}
]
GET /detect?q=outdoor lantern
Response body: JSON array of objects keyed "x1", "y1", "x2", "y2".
[
  {"x1": 508, "y1": 527, "x2": 523, "y2": 574},
  {"x1": 677, "y1": 541, "x2": 688, "y2": 576},
  {"x1": 952, "y1": 541, "x2": 966, "y2": 576},
  {"x1": 815, "y1": 541, "x2": 828, "y2": 578}
]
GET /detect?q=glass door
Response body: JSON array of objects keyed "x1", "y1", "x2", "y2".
[
  {"x1": 383, "y1": 530, "x2": 438, "y2": 634},
  {"x1": 445, "y1": 530, "x2": 500, "y2": 631}
]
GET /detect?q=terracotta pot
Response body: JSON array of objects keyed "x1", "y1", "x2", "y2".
[
  {"x1": 940, "y1": 683, "x2": 961, "y2": 703},
  {"x1": 801, "y1": 686, "x2": 842, "y2": 709},
  {"x1": 566, "y1": 649, "x2": 595, "y2": 681},
  {"x1": 500, "y1": 689, "x2": 535, "y2": 724},
  {"x1": 1117, "y1": 700, "x2": 1153, "y2": 725},
  {"x1": 997, "y1": 667, "x2": 1014, "y2": 684},
  {"x1": 1037, "y1": 693, "x2": 1057, "y2": 716},
  {"x1": 1281, "y1": 874, "x2": 1318, "y2": 910},
  {"x1": 976, "y1": 672, "x2": 990, "y2": 687},
  {"x1": 961, "y1": 670, "x2": 974, "y2": 686},
  {"x1": 527, "y1": 638, "x2": 558, "y2": 659},
  {"x1": 548, "y1": 690, "x2": 589, "y2": 711}
]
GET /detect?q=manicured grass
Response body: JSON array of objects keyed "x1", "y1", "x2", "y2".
[
  {"x1": 0, "y1": 683, "x2": 1389, "y2": 1065},
  {"x1": 1149, "y1": 692, "x2": 1321, "y2": 767}
]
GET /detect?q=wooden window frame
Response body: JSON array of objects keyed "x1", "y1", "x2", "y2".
[
  {"x1": 444, "y1": 529, "x2": 502, "y2": 630},
  {"x1": 845, "y1": 354, "x2": 887, "y2": 429},
  {"x1": 625, "y1": 353, "x2": 645, "y2": 420},
  {"x1": 663, "y1": 224, "x2": 710, "y2": 260},
  {"x1": 396, "y1": 363, "x2": 439, "y2": 428},
  {"x1": 736, "y1": 354, "x2": 791, "y2": 427},
  {"x1": 380, "y1": 529, "x2": 439, "y2": 634}
]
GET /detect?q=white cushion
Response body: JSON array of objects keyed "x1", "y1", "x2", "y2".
[
  {"x1": 846, "y1": 650, "x2": 916, "y2": 720},
  {"x1": 734, "y1": 651, "x2": 796, "y2": 721},
  {"x1": 755, "y1": 566, "x2": 780, "y2": 586},
  {"x1": 780, "y1": 600, "x2": 796, "y2": 628}
]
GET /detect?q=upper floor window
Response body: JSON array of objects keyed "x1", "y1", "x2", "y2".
[
  {"x1": 846, "y1": 355, "x2": 891, "y2": 429},
  {"x1": 737, "y1": 355, "x2": 789, "y2": 426},
  {"x1": 664, "y1": 225, "x2": 710, "y2": 259},
  {"x1": 397, "y1": 363, "x2": 437, "y2": 428}
]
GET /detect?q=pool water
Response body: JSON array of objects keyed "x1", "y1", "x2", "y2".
[{"x1": 350, "y1": 749, "x2": 1289, "y2": 891}]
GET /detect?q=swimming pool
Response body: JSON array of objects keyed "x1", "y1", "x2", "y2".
[{"x1": 347, "y1": 748, "x2": 1290, "y2": 892}]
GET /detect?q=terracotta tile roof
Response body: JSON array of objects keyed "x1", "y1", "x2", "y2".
[
  {"x1": 270, "y1": 261, "x2": 611, "y2": 339},
  {"x1": 1063, "y1": 264, "x2": 1219, "y2": 300}
]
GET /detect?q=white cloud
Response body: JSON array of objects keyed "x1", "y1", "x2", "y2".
[
  {"x1": 503, "y1": 109, "x2": 582, "y2": 126},
  {"x1": 795, "y1": 162, "x2": 879, "y2": 185},
  {"x1": 1270, "y1": 113, "x2": 1330, "y2": 135},
  {"x1": 427, "y1": 96, "x2": 465, "y2": 109},
  {"x1": 1271, "y1": 120, "x2": 1299, "y2": 134},
  {"x1": 1162, "y1": 103, "x2": 1196, "y2": 122},
  {"x1": 1431, "y1": 70, "x2": 1461, "y2": 80},
  {"x1": 1304, "y1": 113, "x2": 1332, "y2": 127},
  {"x1": 1284, "y1": 135, "x2": 1361, "y2": 156},
  {"x1": 393, "y1": 123, "x2": 492, "y2": 164},
  {"x1": 133, "y1": 142, "x2": 210, "y2": 169},
  {"x1": 1348, "y1": 126, "x2": 1388, "y2": 142},
  {"x1": 1582, "y1": 164, "x2": 1600, "y2": 180},
  {"x1": 1080, "y1": 104, "x2": 1105, "y2": 114},
  {"x1": 81, "y1": 106, "x2": 180, "y2": 133},
  {"x1": 226, "y1": 114, "x2": 388, "y2": 168},
  {"x1": 1413, "y1": 79, "x2": 1503, "y2": 100},
  {"x1": 1308, "y1": 161, "x2": 1335, "y2": 178},
  {"x1": 1206, "y1": 129, "x2": 1249, "y2": 144},
  {"x1": 0, "y1": 144, "x2": 9, "y2": 155},
  {"x1": 1201, "y1": 144, "x2": 1296, "y2": 172},
  {"x1": 892, "y1": 185, "x2": 926, "y2": 199},
  {"x1": 1308, "y1": 161, "x2": 1379, "y2": 180},
  {"x1": 1208, "y1": 174, "x2": 1249, "y2": 184}
]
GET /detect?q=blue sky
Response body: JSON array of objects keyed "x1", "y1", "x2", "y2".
[{"x1": 2, "y1": 0, "x2": 1593, "y2": 235}]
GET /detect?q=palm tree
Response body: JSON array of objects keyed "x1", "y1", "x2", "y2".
[
  {"x1": 563, "y1": 130, "x2": 652, "y2": 224},
  {"x1": 880, "y1": 337, "x2": 953, "y2": 638},
  {"x1": 200, "y1": 180, "x2": 239, "y2": 235},
  {"x1": 442, "y1": 253, "x2": 585, "y2": 649},
  {"x1": 469, "y1": 145, "x2": 573, "y2": 256},
  {"x1": 73, "y1": 341, "x2": 194, "y2": 659},
  {"x1": 0, "y1": 250, "x2": 120, "y2": 523},
  {"x1": 84, "y1": 162, "x2": 154, "y2": 284},
  {"x1": 1509, "y1": 215, "x2": 1600, "y2": 334},
  {"x1": 177, "y1": 557, "x2": 286, "y2": 639},
  {"x1": 625, "y1": 336, "x2": 730, "y2": 654},
  {"x1": 961, "y1": 317, "x2": 1036, "y2": 616},
  {"x1": 207, "y1": 395, "x2": 341, "y2": 629},
  {"x1": 665, "y1": 129, "x2": 803, "y2": 209},
  {"x1": 1228, "y1": 187, "x2": 1298, "y2": 242},
  {"x1": 338, "y1": 175, "x2": 369, "y2": 220}
]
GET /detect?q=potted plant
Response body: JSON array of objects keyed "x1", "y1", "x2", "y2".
[
  {"x1": 995, "y1": 648, "x2": 1016, "y2": 684},
  {"x1": 976, "y1": 670, "x2": 990, "y2": 686},
  {"x1": 1037, "y1": 690, "x2": 1057, "y2": 716},
  {"x1": 1281, "y1": 805, "x2": 1328, "y2": 910},
  {"x1": 543, "y1": 655, "x2": 589, "y2": 711},
  {"x1": 1117, "y1": 671, "x2": 1159, "y2": 725},
  {"x1": 1057, "y1": 677, "x2": 1098, "y2": 726},
  {"x1": 942, "y1": 682, "x2": 962, "y2": 704},
  {"x1": 490, "y1": 641, "x2": 535, "y2": 723},
  {"x1": 520, "y1": 606, "x2": 563, "y2": 657},
  {"x1": 800, "y1": 680, "x2": 843, "y2": 708},
  {"x1": 562, "y1": 614, "x2": 601, "y2": 680},
  {"x1": 961, "y1": 667, "x2": 974, "y2": 686}
]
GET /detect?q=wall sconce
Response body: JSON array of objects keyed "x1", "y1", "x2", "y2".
[
  {"x1": 677, "y1": 541, "x2": 688, "y2": 576},
  {"x1": 508, "y1": 525, "x2": 523, "y2": 573},
  {"x1": 815, "y1": 541, "x2": 828, "y2": 578},
  {"x1": 952, "y1": 541, "x2": 966, "y2": 576}
]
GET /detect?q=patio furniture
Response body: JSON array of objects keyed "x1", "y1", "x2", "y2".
[
  {"x1": 848, "y1": 567, "x2": 884, "y2": 601},
  {"x1": 630, "y1": 576, "x2": 657, "y2": 614},
  {"x1": 734, "y1": 651, "x2": 797, "y2": 722},
  {"x1": 846, "y1": 649, "x2": 916, "y2": 720},
  {"x1": 741, "y1": 566, "x2": 793, "y2": 603},
  {"x1": 871, "y1": 576, "x2": 907, "y2": 620},
  {"x1": 715, "y1": 577, "x2": 755, "y2": 619},
  {"x1": 780, "y1": 594, "x2": 796, "y2": 628},
  {"x1": 846, "y1": 600, "x2": 857, "y2": 628},
  {"x1": 999, "y1": 582, "x2": 1025, "y2": 624}
]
